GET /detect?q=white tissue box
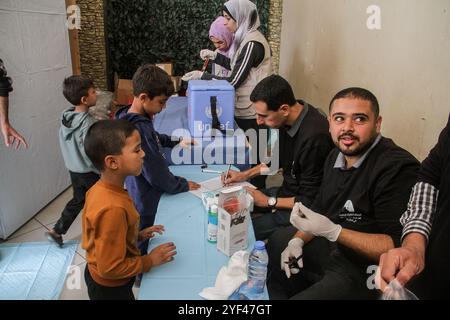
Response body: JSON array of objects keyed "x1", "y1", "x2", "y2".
[
  {"x1": 216, "y1": 186, "x2": 250, "y2": 256},
  {"x1": 217, "y1": 207, "x2": 249, "y2": 256}
]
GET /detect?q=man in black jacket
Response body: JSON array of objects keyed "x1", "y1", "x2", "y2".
[
  {"x1": 379, "y1": 115, "x2": 450, "y2": 299},
  {"x1": 267, "y1": 87, "x2": 420, "y2": 299},
  {"x1": 222, "y1": 75, "x2": 334, "y2": 240},
  {"x1": 0, "y1": 58, "x2": 27, "y2": 149}
]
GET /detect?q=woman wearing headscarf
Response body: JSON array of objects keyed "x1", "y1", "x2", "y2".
[
  {"x1": 208, "y1": 16, "x2": 234, "y2": 77},
  {"x1": 183, "y1": 0, "x2": 273, "y2": 132}
]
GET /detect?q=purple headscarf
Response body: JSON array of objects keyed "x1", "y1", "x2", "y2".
[{"x1": 209, "y1": 16, "x2": 234, "y2": 56}]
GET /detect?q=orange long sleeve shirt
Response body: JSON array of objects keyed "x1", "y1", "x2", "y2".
[{"x1": 82, "y1": 180, "x2": 153, "y2": 287}]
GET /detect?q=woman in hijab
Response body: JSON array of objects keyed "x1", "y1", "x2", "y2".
[
  {"x1": 208, "y1": 16, "x2": 233, "y2": 77},
  {"x1": 183, "y1": 0, "x2": 273, "y2": 132}
]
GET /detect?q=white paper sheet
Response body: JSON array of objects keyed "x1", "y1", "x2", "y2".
[{"x1": 189, "y1": 176, "x2": 256, "y2": 199}]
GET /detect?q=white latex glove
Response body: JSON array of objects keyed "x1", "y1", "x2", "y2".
[
  {"x1": 200, "y1": 49, "x2": 217, "y2": 61},
  {"x1": 280, "y1": 237, "x2": 304, "y2": 278},
  {"x1": 181, "y1": 70, "x2": 203, "y2": 81},
  {"x1": 290, "y1": 202, "x2": 342, "y2": 242},
  {"x1": 179, "y1": 137, "x2": 198, "y2": 149}
]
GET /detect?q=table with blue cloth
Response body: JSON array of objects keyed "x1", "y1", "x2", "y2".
[
  {"x1": 138, "y1": 165, "x2": 268, "y2": 300},
  {"x1": 153, "y1": 96, "x2": 251, "y2": 171}
]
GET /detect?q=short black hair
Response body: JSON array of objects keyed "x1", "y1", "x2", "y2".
[
  {"x1": 62, "y1": 75, "x2": 94, "y2": 105},
  {"x1": 84, "y1": 120, "x2": 137, "y2": 171},
  {"x1": 329, "y1": 87, "x2": 380, "y2": 118},
  {"x1": 250, "y1": 75, "x2": 297, "y2": 111},
  {"x1": 132, "y1": 64, "x2": 174, "y2": 98}
]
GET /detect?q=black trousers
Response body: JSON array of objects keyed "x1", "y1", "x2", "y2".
[
  {"x1": 235, "y1": 117, "x2": 268, "y2": 189},
  {"x1": 53, "y1": 171, "x2": 99, "y2": 235},
  {"x1": 84, "y1": 265, "x2": 135, "y2": 300},
  {"x1": 267, "y1": 226, "x2": 331, "y2": 299},
  {"x1": 267, "y1": 226, "x2": 379, "y2": 300},
  {"x1": 251, "y1": 187, "x2": 291, "y2": 241}
]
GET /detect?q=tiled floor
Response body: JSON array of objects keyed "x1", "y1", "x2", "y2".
[{"x1": 1, "y1": 187, "x2": 139, "y2": 300}]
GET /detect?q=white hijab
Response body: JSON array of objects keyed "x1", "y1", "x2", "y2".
[{"x1": 224, "y1": 0, "x2": 261, "y2": 60}]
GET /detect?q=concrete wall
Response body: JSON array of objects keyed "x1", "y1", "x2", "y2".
[{"x1": 279, "y1": 0, "x2": 450, "y2": 160}]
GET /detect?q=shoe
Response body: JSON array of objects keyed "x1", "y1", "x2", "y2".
[{"x1": 45, "y1": 230, "x2": 64, "y2": 248}]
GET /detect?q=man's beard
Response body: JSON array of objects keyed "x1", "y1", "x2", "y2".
[{"x1": 337, "y1": 131, "x2": 377, "y2": 157}]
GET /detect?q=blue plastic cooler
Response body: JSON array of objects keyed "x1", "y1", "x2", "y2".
[{"x1": 187, "y1": 80, "x2": 235, "y2": 137}]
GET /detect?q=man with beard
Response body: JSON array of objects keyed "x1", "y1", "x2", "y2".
[{"x1": 266, "y1": 88, "x2": 420, "y2": 299}]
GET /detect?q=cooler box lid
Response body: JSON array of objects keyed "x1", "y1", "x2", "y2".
[{"x1": 187, "y1": 80, "x2": 234, "y2": 91}]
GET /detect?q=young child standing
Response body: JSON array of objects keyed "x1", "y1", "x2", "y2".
[
  {"x1": 82, "y1": 120, "x2": 177, "y2": 300},
  {"x1": 115, "y1": 64, "x2": 199, "y2": 254},
  {"x1": 46, "y1": 75, "x2": 100, "y2": 247}
]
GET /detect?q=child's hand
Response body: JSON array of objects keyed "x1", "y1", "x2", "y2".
[
  {"x1": 179, "y1": 137, "x2": 198, "y2": 149},
  {"x1": 188, "y1": 181, "x2": 200, "y2": 190},
  {"x1": 148, "y1": 242, "x2": 177, "y2": 267},
  {"x1": 138, "y1": 225, "x2": 165, "y2": 241}
]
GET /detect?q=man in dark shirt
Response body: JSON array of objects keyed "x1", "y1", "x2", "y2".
[
  {"x1": 379, "y1": 115, "x2": 450, "y2": 299},
  {"x1": 267, "y1": 87, "x2": 419, "y2": 299},
  {"x1": 0, "y1": 58, "x2": 27, "y2": 149},
  {"x1": 223, "y1": 75, "x2": 333, "y2": 240}
]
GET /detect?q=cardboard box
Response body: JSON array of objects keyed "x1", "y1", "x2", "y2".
[
  {"x1": 217, "y1": 207, "x2": 249, "y2": 256},
  {"x1": 114, "y1": 78, "x2": 133, "y2": 106},
  {"x1": 156, "y1": 62, "x2": 173, "y2": 76},
  {"x1": 217, "y1": 186, "x2": 249, "y2": 256},
  {"x1": 187, "y1": 80, "x2": 235, "y2": 137},
  {"x1": 171, "y1": 76, "x2": 181, "y2": 93}
]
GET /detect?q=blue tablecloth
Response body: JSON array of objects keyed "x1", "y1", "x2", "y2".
[
  {"x1": 153, "y1": 97, "x2": 250, "y2": 170},
  {"x1": 138, "y1": 165, "x2": 267, "y2": 300}
]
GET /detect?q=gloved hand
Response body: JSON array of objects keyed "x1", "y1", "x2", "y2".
[
  {"x1": 200, "y1": 49, "x2": 217, "y2": 61},
  {"x1": 280, "y1": 237, "x2": 304, "y2": 278},
  {"x1": 179, "y1": 137, "x2": 198, "y2": 149},
  {"x1": 290, "y1": 202, "x2": 342, "y2": 242},
  {"x1": 181, "y1": 70, "x2": 203, "y2": 81}
]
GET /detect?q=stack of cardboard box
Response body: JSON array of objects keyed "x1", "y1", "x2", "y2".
[{"x1": 112, "y1": 63, "x2": 180, "y2": 115}]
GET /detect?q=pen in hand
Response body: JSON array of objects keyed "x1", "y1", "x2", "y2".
[{"x1": 223, "y1": 164, "x2": 231, "y2": 186}]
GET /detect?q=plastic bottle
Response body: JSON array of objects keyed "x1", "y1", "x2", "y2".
[
  {"x1": 207, "y1": 204, "x2": 218, "y2": 243},
  {"x1": 229, "y1": 240, "x2": 268, "y2": 300}
]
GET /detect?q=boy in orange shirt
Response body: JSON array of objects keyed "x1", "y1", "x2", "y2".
[{"x1": 82, "y1": 119, "x2": 176, "y2": 300}]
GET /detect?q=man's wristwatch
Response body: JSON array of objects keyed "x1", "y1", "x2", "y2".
[{"x1": 268, "y1": 197, "x2": 278, "y2": 209}]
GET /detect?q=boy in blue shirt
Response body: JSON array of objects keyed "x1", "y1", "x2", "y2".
[
  {"x1": 46, "y1": 75, "x2": 100, "y2": 246},
  {"x1": 116, "y1": 64, "x2": 199, "y2": 254}
]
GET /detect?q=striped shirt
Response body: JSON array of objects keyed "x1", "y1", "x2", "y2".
[
  {"x1": 202, "y1": 41, "x2": 265, "y2": 89},
  {"x1": 400, "y1": 181, "x2": 438, "y2": 242}
]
